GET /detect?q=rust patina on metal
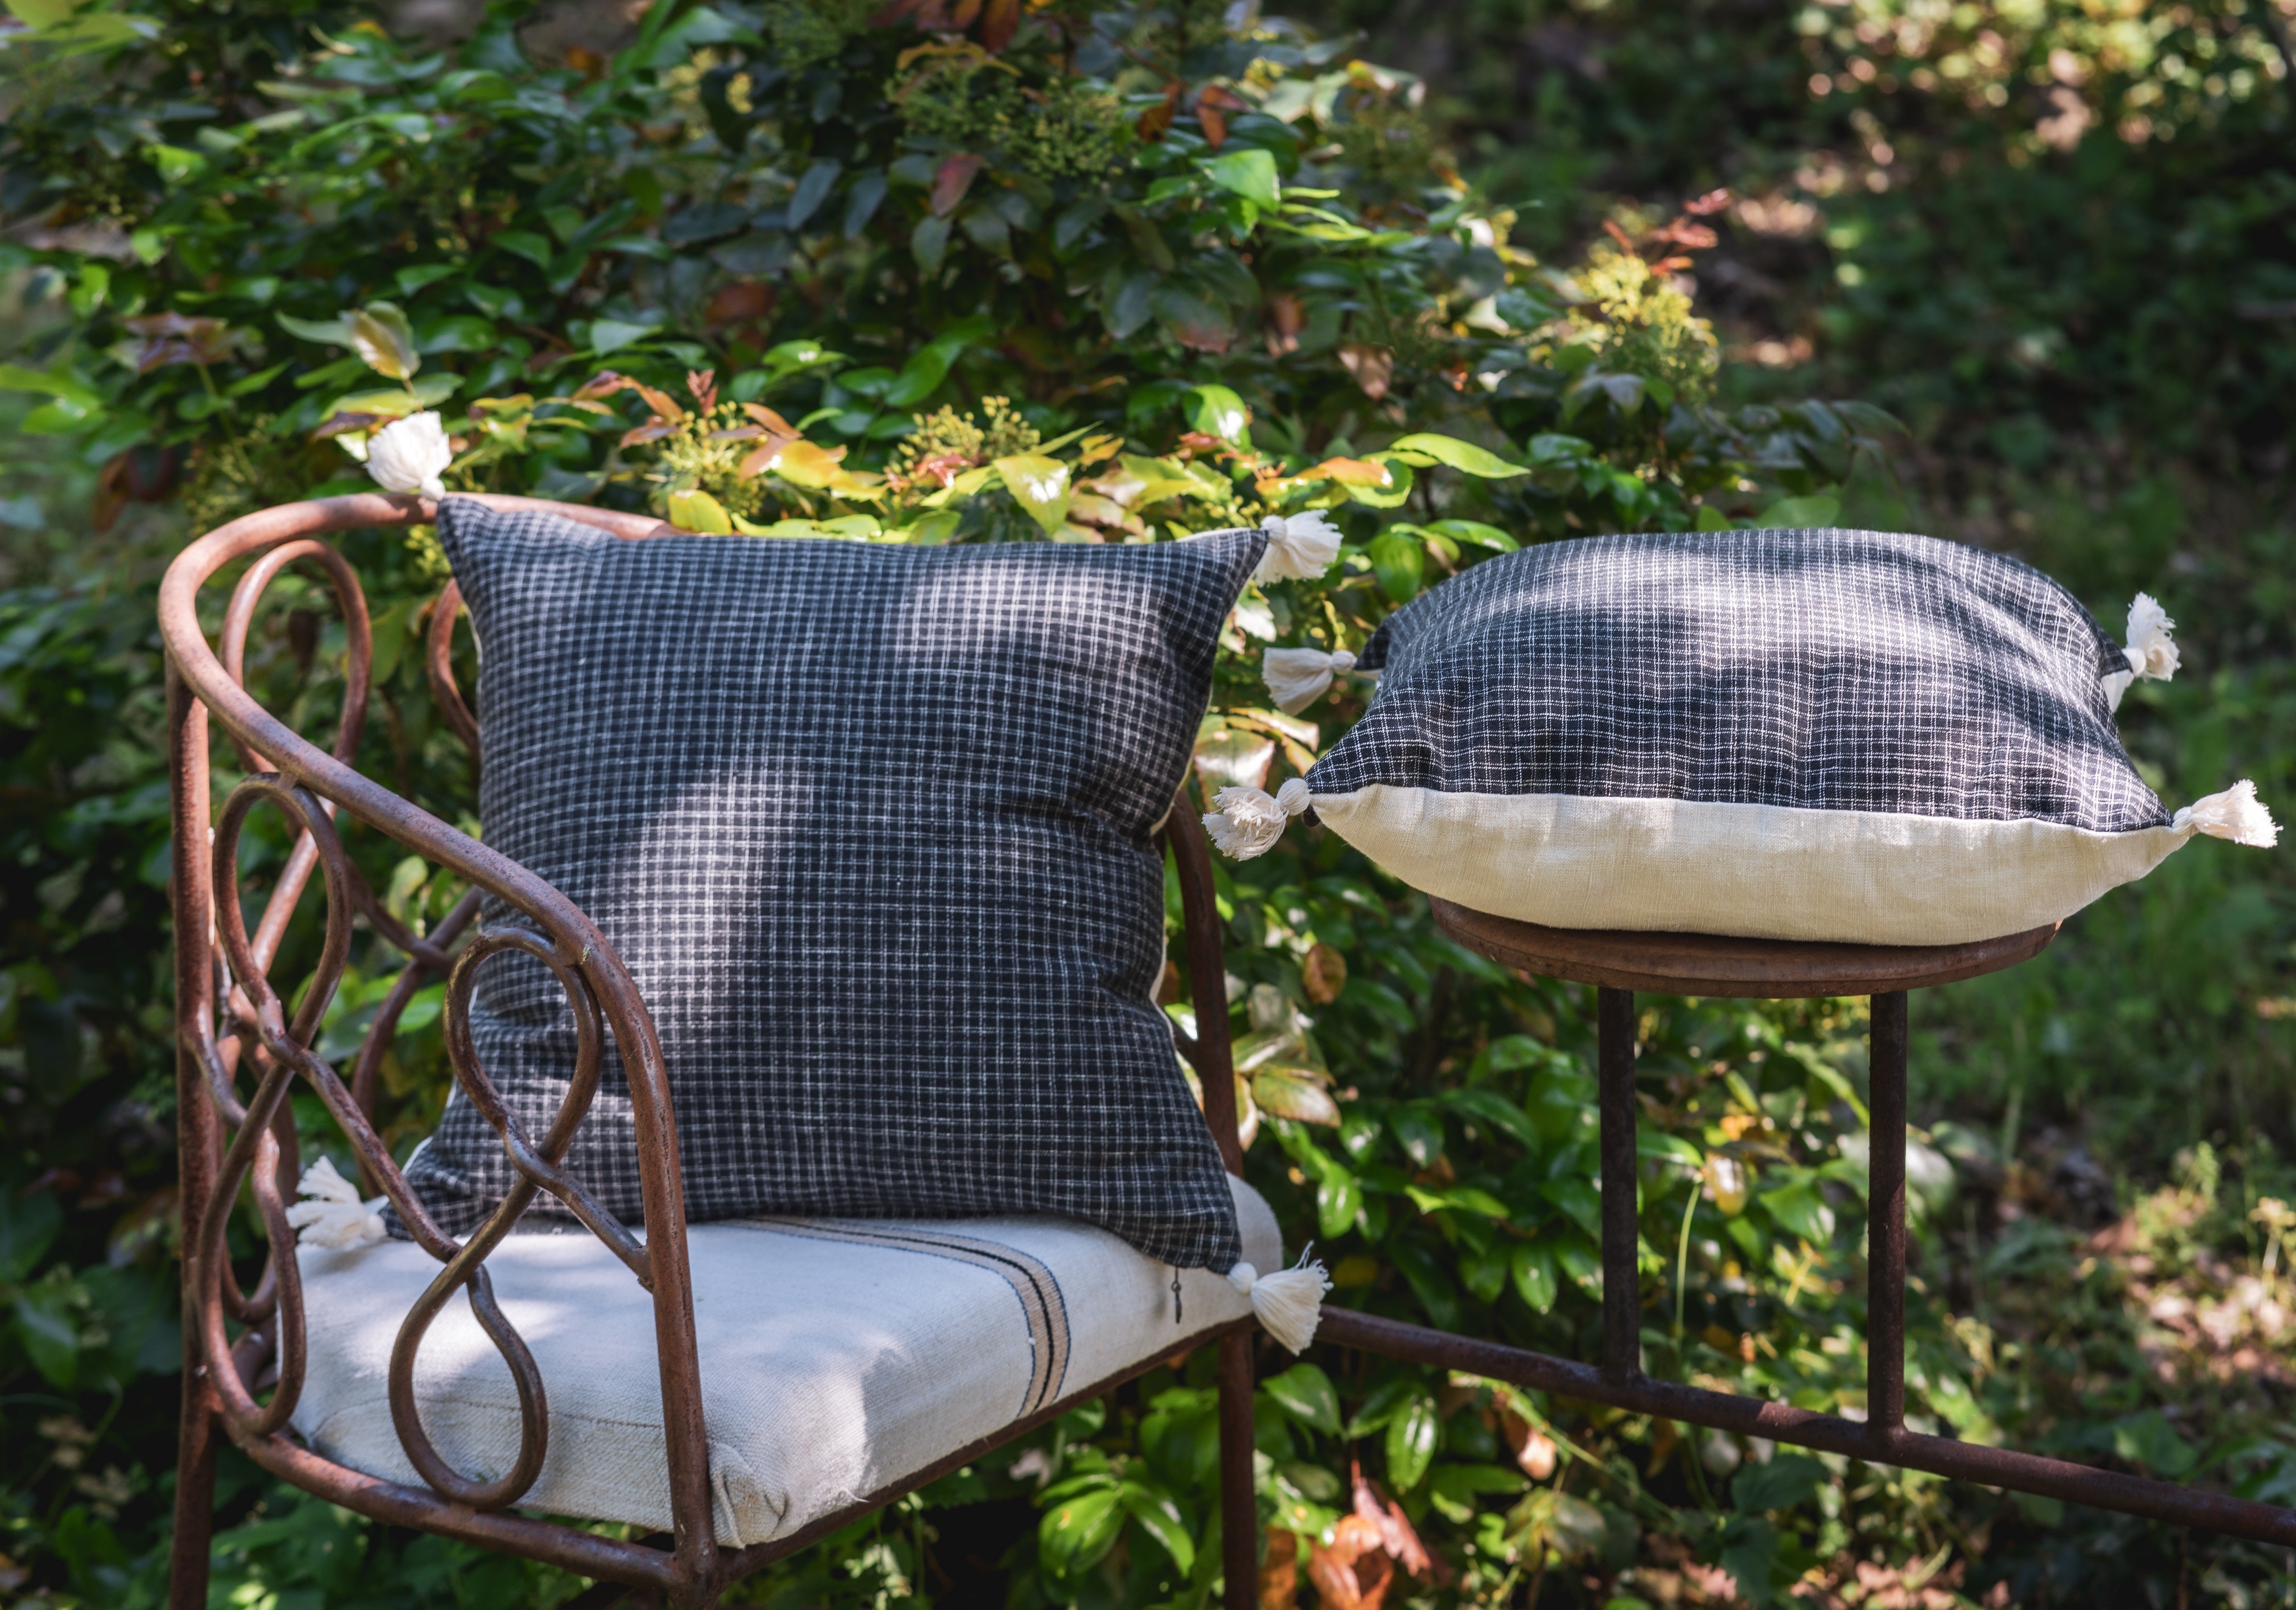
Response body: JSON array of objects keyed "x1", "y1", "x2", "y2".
[{"x1": 163, "y1": 495, "x2": 2295, "y2": 1610}]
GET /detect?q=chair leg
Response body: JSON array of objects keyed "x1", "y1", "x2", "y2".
[
  {"x1": 168, "y1": 1378, "x2": 220, "y2": 1610},
  {"x1": 1597, "y1": 988, "x2": 1642, "y2": 1381},
  {"x1": 1866, "y1": 991, "x2": 1909, "y2": 1445},
  {"x1": 1218, "y1": 1329, "x2": 1257, "y2": 1610}
]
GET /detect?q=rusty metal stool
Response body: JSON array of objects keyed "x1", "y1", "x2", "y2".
[{"x1": 1311, "y1": 902, "x2": 2296, "y2": 1544}]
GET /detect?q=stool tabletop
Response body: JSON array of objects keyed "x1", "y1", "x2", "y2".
[{"x1": 1431, "y1": 900, "x2": 2059, "y2": 999}]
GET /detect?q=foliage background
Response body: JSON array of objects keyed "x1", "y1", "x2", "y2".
[{"x1": 0, "y1": 2, "x2": 2290, "y2": 1608}]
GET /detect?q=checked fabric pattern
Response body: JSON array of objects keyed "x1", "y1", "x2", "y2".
[
  {"x1": 399, "y1": 501, "x2": 1261, "y2": 1270},
  {"x1": 1326, "y1": 528, "x2": 2168, "y2": 831}
]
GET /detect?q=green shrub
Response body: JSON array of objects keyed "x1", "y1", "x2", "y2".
[{"x1": 0, "y1": 3, "x2": 2288, "y2": 1609}]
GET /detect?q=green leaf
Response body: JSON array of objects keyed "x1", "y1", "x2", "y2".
[
  {"x1": 1038, "y1": 1487, "x2": 1126, "y2": 1577},
  {"x1": 0, "y1": 1188, "x2": 61, "y2": 1282},
  {"x1": 1758, "y1": 1178, "x2": 1836, "y2": 1245},
  {"x1": 1510, "y1": 1242, "x2": 1559, "y2": 1313},
  {"x1": 147, "y1": 143, "x2": 206, "y2": 185},
  {"x1": 0, "y1": 363, "x2": 102, "y2": 407},
  {"x1": 493, "y1": 229, "x2": 554, "y2": 268},
  {"x1": 1188, "y1": 382, "x2": 1251, "y2": 447},
  {"x1": 1430, "y1": 1462, "x2": 1529, "y2": 1519},
  {"x1": 912, "y1": 213, "x2": 952, "y2": 274},
  {"x1": 884, "y1": 316, "x2": 993, "y2": 409},
  {"x1": 1315, "y1": 1164, "x2": 1362, "y2": 1240},
  {"x1": 1369, "y1": 529, "x2": 1426, "y2": 602},
  {"x1": 1389, "y1": 1103, "x2": 1444, "y2": 1167},
  {"x1": 349, "y1": 302, "x2": 419, "y2": 379},
  {"x1": 1426, "y1": 518, "x2": 1519, "y2": 551},
  {"x1": 1750, "y1": 494, "x2": 1841, "y2": 529},
  {"x1": 1261, "y1": 1362, "x2": 1341, "y2": 1434},
  {"x1": 1204, "y1": 148, "x2": 1280, "y2": 209},
  {"x1": 1387, "y1": 432, "x2": 1528, "y2": 477},
  {"x1": 587, "y1": 318, "x2": 659, "y2": 355},
  {"x1": 1539, "y1": 1177, "x2": 1603, "y2": 1240},
  {"x1": 1117, "y1": 1482, "x2": 1194, "y2": 1575},
  {"x1": 1384, "y1": 1390, "x2": 1440, "y2": 1492},
  {"x1": 13, "y1": 1273, "x2": 81, "y2": 1388},
  {"x1": 1346, "y1": 1377, "x2": 1418, "y2": 1438},
  {"x1": 787, "y1": 158, "x2": 842, "y2": 232},
  {"x1": 1732, "y1": 1453, "x2": 1828, "y2": 1513},
  {"x1": 1443, "y1": 1087, "x2": 1541, "y2": 1151},
  {"x1": 991, "y1": 453, "x2": 1071, "y2": 534},
  {"x1": 668, "y1": 489, "x2": 733, "y2": 533},
  {"x1": 2111, "y1": 1410, "x2": 2199, "y2": 1478}
]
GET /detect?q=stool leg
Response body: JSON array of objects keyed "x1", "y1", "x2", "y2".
[
  {"x1": 1599, "y1": 987, "x2": 1641, "y2": 1382},
  {"x1": 1867, "y1": 991, "x2": 1909, "y2": 1445},
  {"x1": 1218, "y1": 1329, "x2": 1257, "y2": 1610}
]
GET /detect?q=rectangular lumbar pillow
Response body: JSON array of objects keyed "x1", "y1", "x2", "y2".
[
  {"x1": 402, "y1": 500, "x2": 1268, "y2": 1270},
  {"x1": 1210, "y1": 528, "x2": 2273, "y2": 948}
]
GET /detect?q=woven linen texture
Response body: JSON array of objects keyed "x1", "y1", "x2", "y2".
[
  {"x1": 399, "y1": 501, "x2": 1262, "y2": 1269},
  {"x1": 1326, "y1": 528, "x2": 2167, "y2": 832}
]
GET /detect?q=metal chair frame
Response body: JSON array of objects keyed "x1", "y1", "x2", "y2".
[{"x1": 163, "y1": 494, "x2": 2292, "y2": 1610}]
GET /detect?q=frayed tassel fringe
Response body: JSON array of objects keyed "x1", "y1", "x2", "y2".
[
  {"x1": 1262, "y1": 646, "x2": 1358, "y2": 713},
  {"x1": 2173, "y1": 779, "x2": 2279, "y2": 848},
  {"x1": 287, "y1": 1156, "x2": 388, "y2": 1249},
  {"x1": 1255, "y1": 512, "x2": 1342, "y2": 583},
  {"x1": 1204, "y1": 777, "x2": 1312, "y2": 859},
  {"x1": 1227, "y1": 1246, "x2": 1333, "y2": 1352},
  {"x1": 2107, "y1": 592, "x2": 2180, "y2": 713}
]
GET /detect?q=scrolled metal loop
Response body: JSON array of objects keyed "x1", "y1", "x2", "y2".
[
  {"x1": 381, "y1": 924, "x2": 655, "y2": 1512},
  {"x1": 219, "y1": 538, "x2": 373, "y2": 777},
  {"x1": 388, "y1": 1238, "x2": 553, "y2": 1511},
  {"x1": 441, "y1": 928, "x2": 650, "y2": 1286},
  {"x1": 427, "y1": 580, "x2": 480, "y2": 766}
]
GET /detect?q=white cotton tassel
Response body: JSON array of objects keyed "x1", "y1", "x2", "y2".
[
  {"x1": 1227, "y1": 1245, "x2": 1333, "y2": 1353},
  {"x1": 286, "y1": 1156, "x2": 388, "y2": 1249},
  {"x1": 1204, "y1": 777, "x2": 1313, "y2": 859},
  {"x1": 1262, "y1": 646, "x2": 1358, "y2": 714},
  {"x1": 2172, "y1": 779, "x2": 2280, "y2": 848},
  {"x1": 1255, "y1": 511, "x2": 1343, "y2": 583},
  {"x1": 2104, "y1": 592, "x2": 2180, "y2": 712}
]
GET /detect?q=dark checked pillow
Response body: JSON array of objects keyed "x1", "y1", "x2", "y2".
[
  {"x1": 400, "y1": 500, "x2": 1263, "y2": 1270},
  {"x1": 1212, "y1": 528, "x2": 2273, "y2": 947}
]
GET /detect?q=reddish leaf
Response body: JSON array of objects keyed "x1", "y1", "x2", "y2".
[
  {"x1": 1136, "y1": 82, "x2": 1180, "y2": 141},
  {"x1": 118, "y1": 312, "x2": 239, "y2": 373},
  {"x1": 931, "y1": 152, "x2": 985, "y2": 217},
  {"x1": 1684, "y1": 185, "x2": 1734, "y2": 216},
  {"x1": 979, "y1": 0, "x2": 1019, "y2": 52},
  {"x1": 1199, "y1": 102, "x2": 1227, "y2": 149}
]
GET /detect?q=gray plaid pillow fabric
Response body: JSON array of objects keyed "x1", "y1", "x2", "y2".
[
  {"x1": 400, "y1": 501, "x2": 1261, "y2": 1270},
  {"x1": 1293, "y1": 528, "x2": 2228, "y2": 947},
  {"x1": 1332, "y1": 528, "x2": 2162, "y2": 828}
]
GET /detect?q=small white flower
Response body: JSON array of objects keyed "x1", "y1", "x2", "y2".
[
  {"x1": 1255, "y1": 510, "x2": 1342, "y2": 582},
  {"x1": 285, "y1": 1156, "x2": 388, "y2": 1249},
  {"x1": 364, "y1": 410, "x2": 452, "y2": 498}
]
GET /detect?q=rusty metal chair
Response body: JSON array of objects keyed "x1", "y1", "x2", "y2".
[{"x1": 164, "y1": 495, "x2": 2294, "y2": 1610}]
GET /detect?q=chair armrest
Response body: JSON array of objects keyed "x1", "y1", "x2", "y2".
[{"x1": 164, "y1": 494, "x2": 719, "y2": 1575}]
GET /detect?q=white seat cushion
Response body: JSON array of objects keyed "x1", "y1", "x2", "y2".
[{"x1": 291, "y1": 1176, "x2": 1280, "y2": 1547}]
